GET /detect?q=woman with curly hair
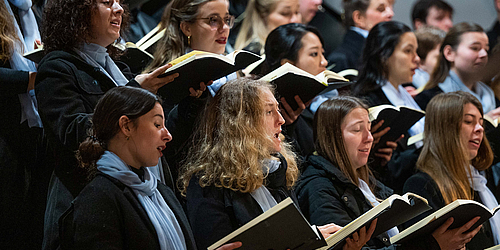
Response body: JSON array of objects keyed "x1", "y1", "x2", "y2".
[
  {"x1": 35, "y1": 0, "x2": 178, "y2": 249},
  {"x1": 179, "y1": 78, "x2": 375, "y2": 250}
]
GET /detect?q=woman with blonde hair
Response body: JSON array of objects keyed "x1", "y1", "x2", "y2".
[
  {"x1": 234, "y1": 0, "x2": 301, "y2": 54},
  {"x1": 179, "y1": 78, "x2": 374, "y2": 250},
  {"x1": 404, "y1": 91, "x2": 498, "y2": 249}
]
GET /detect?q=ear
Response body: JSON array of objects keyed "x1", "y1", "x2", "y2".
[
  {"x1": 414, "y1": 19, "x2": 425, "y2": 30},
  {"x1": 443, "y1": 45, "x2": 456, "y2": 63},
  {"x1": 118, "y1": 115, "x2": 133, "y2": 137},
  {"x1": 280, "y1": 58, "x2": 294, "y2": 66},
  {"x1": 352, "y1": 10, "x2": 366, "y2": 29},
  {"x1": 180, "y1": 21, "x2": 192, "y2": 37}
]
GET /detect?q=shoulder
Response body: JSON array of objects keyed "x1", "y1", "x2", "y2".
[
  {"x1": 297, "y1": 155, "x2": 344, "y2": 196},
  {"x1": 358, "y1": 87, "x2": 390, "y2": 107},
  {"x1": 414, "y1": 86, "x2": 443, "y2": 111},
  {"x1": 403, "y1": 172, "x2": 440, "y2": 198}
]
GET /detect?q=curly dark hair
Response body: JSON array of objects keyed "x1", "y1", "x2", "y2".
[{"x1": 42, "y1": 0, "x2": 130, "y2": 57}]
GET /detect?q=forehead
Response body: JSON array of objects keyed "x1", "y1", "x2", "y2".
[
  {"x1": 459, "y1": 32, "x2": 488, "y2": 45},
  {"x1": 397, "y1": 32, "x2": 417, "y2": 47},
  {"x1": 427, "y1": 6, "x2": 451, "y2": 18},
  {"x1": 300, "y1": 32, "x2": 322, "y2": 48},
  {"x1": 367, "y1": 0, "x2": 388, "y2": 9},
  {"x1": 261, "y1": 88, "x2": 277, "y2": 104},
  {"x1": 197, "y1": 0, "x2": 229, "y2": 16},
  {"x1": 343, "y1": 108, "x2": 369, "y2": 125},
  {"x1": 274, "y1": 0, "x2": 299, "y2": 10},
  {"x1": 463, "y1": 102, "x2": 481, "y2": 116}
]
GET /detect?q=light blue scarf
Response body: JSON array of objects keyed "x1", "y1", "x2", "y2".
[
  {"x1": 76, "y1": 43, "x2": 129, "y2": 86},
  {"x1": 439, "y1": 70, "x2": 496, "y2": 113},
  {"x1": 309, "y1": 89, "x2": 339, "y2": 114},
  {"x1": 381, "y1": 80, "x2": 425, "y2": 148},
  {"x1": 97, "y1": 151, "x2": 186, "y2": 250},
  {"x1": 468, "y1": 166, "x2": 500, "y2": 245},
  {"x1": 4, "y1": 0, "x2": 43, "y2": 128}
]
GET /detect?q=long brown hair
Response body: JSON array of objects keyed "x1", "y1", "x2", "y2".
[
  {"x1": 144, "y1": 0, "x2": 213, "y2": 73},
  {"x1": 417, "y1": 91, "x2": 493, "y2": 204},
  {"x1": 178, "y1": 78, "x2": 298, "y2": 194},
  {"x1": 0, "y1": 0, "x2": 21, "y2": 62},
  {"x1": 314, "y1": 96, "x2": 375, "y2": 188},
  {"x1": 424, "y1": 22, "x2": 484, "y2": 90}
]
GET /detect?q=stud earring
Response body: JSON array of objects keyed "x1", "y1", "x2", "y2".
[{"x1": 126, "y1": 136, "x2": 129, "y2": 141}]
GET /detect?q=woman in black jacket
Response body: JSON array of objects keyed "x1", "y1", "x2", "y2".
[
  {"x1": 403, "y1": 91, "x2": 497, "y2": 249},
  {"x1": 296, "y1": 96, "x2": 481, "y2": 250},
  {"x1": 178, "y1": 79, "x2": 372, "y2": 250},
  {"x1": 62, "y1": 86, "x2": 240, "y2": 250},
  {"x1": 35, "y1": 0, "x2": 178, "y2": 248}
]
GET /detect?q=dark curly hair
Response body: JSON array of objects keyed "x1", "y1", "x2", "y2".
[{"x1": 42, "y1": 0, "x2": 130, "y2": 57}]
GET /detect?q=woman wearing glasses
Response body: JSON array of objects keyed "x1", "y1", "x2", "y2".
[{"x1": 145, "y1": 0, "x2": 237, "y2": 182}]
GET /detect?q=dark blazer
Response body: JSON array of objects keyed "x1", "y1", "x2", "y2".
[
  {"x1": 357, "y1": 87, "x2": 421, "y2": 194},
  {"x1": 403, "y1": 172, "x2": 496, "y2": 250},
  {"x1": 35, "y1": 50, "x2": 142, "y2": 250},
  {"x1": 60, "y1": 172, "x2": 197, "y2": 250},
  {"x1": 185, "y1": 155, "x2": 297, "y2": 250},
  {"x1": 414, "y1": 86, "x2": 443, "y2": 111},
  {"x1": 327, "y1": 29, "x2": 365, "y2": 72},
  {"x1": 295, "y1": 154, "x2": 437, "y2": 250},
  {"x1": 282, "y1": 108, "x2": 315, "y2": 158},
  {"x1": 36, "y1": 50, "x2": 141, "y2": 196}
]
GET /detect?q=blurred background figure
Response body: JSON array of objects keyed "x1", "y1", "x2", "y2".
[{"x1": 411, "y1": 0, "x2": 453, "y2": 32}]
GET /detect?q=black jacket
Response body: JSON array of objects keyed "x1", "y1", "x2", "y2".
[
  {"x1": 282, "y1": 108, "x2": 315, "y2": 158},
  {"x1": 60, "y1": 172, "x2": 197, "y2": 250},
  {"x1": 403, "y1": 172, "x2": 496, "y2": 250},
  {"x1": 36, "y1": 50, "x2": 141, "y2": 196},
  {"x1": 296, "y1": 155, "x2": 440, "y2": 250},
  {"x1": 35, "y1": 50, "x2": 143, "y2": 250},
  {"x1": 327, "y1": 29, "x2": 365, "y2": 72},
  {"x1": 185, "y1": 154, "x2": 297, "y2": 250},
  {"x1": 413, "y1": 86, "x2": 443, "y2": 111}
]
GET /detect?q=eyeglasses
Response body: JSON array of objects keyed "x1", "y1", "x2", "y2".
[{"x1": 196, "y1": 15, "x2": 235, "y2": 29}]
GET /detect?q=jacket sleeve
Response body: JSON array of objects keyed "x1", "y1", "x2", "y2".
[
  {"x1": 298, "y1": 176, "x2": 355, "y2": 227},
  {"x1": 70, "y1": 183, "x2": 124, "y2": 250},
  {"x1": 186, "y1": 178, "x2": 235, "y2": 250},
  {"x1": 0, "y1": 67, "x2": 30, "y2": 97}
]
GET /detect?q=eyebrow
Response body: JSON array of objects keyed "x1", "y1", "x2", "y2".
[{"x1": 154, "y1": 114, "x2": 164, "y2": 119}]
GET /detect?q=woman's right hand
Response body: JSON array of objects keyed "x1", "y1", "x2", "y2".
[
  {"x1": 216, "y1": 242, "x2": 242, "y2": 250},
  {"x1": 343, "y1": 219, "x2": 377, "y2": 250},
  {"x1": 135, "y1": 64, "x2": 179, "y2": 94},
  {"x1": 486, "y1": 106, "x2": 500, "y2": 120},
  {"x1": 432, "y1": 217, "x2": 481, "y2": 250}
]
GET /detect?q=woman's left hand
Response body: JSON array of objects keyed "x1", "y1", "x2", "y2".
[
  {"x1": 280, "y1": 95, "x2": 309, "y2": 125},
  {"x1": 374, "y1": 140, "x2": 399, "y2": 166},
  {"x1": 317, "y1": 223, "x2": 343, "y2": 239},
  {"x1": 343, "y1": 219, "x2": 377, "y2": 250},
  {"x1": 135, "y1": 63, "x2": 179, "y2": 94}
]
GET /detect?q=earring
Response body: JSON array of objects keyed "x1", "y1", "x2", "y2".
[
  {"x1": 187, "y1": 36, "x2": 191, "y2": 46},
  {"x1": 126, "y1": 136, "x2": 129, "y2": 141}
]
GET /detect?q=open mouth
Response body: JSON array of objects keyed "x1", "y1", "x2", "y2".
[
  {"x1": 216, "y1": 37, "x2": 227, "y2": 44},
  {"x1": 469, "y1": 139, "x2": 481, "y2": 147},
  {"x1": 359, "y1": 149, "x2": 370, "y2": 153},
  {"x1": 110, "y1": 20, "x2": 120, "y2": 27}
]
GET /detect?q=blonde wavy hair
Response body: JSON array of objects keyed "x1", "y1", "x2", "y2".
[
  {"x1": 178, "y1": 78, "x2": 298, "y2": 195},
  {"x1": 417, "y1": 91, "x2": 493, "y2": 204},
  {"x1": 0, "y1": 0, "x2": 21, "y2": 62},
  {"x1": 234, "y1": 0, "x2": 280, "y2": 52}
]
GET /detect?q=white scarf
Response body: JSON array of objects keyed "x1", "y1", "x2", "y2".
[
  {"x1": 468, "y1": 166, "x2": 500, "y2": 245},
  {"x1": 358, "y1": 178, "x2": 399, "y2": 238},
  {"x1": 381, "y1": 80, "x2": 425, "y2": 148},
  {"x1": 439, "y1": 70, "x2": 497, "y2": 114},
  {"x1": 4, "y1": 0, "x2": 43, "y2": 128},
  {"x1": 250, "y1": 159, "x2": 280, "y2": 212}
]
